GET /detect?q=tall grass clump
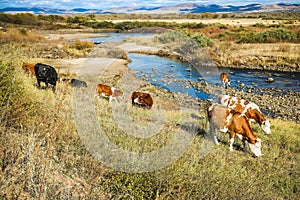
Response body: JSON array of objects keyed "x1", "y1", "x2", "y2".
[
  {"x1": 238, "y1": 28, "x2": 297, "y2": 43},
  {"x1": 156, "y1": 30, "x2": 214, "y2": 47},
  {"x1": 0, "y1": 28, "x2": 45, "y2": 44},
  {"x1": 63, "y1": 39, "x2": 94, "y2": 56},
  {"x1": 0, "y1": 45, "x2": 105, "y2": 199},
  {"x1": 0, "y1": 46, "x2": 33, "y2": 127}
]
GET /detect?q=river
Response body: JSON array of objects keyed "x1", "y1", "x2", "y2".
[
  {"x1": 128, "y1": 53, "x2": 300, "y2": 99},
  {"x1": 84, "y1": 32, "x2": 300, "y2": 100}
]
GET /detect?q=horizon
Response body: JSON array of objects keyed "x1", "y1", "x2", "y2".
[{"x1": 0, "y1": 0, "x2": 299, "y2": 10}]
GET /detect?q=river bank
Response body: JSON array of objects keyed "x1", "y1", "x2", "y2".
[{"x1": 41, "y1": 31, "x2": 300, "y2": 123}]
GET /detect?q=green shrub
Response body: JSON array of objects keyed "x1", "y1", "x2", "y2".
[
  {"x1": 238, "y1": 28, "x2": 297, "y2": 43},
  {"x1": 0, "y1": 45, "x2": 36, "y2": 128},
  {"x1": 252, "y1": 23, "x2": 266, "y2": 28},
  {"x1": 157, "y1": 30, "x2": 188, "y2": 43},
  {"x1": 0, "y1": 13, "x2": 39, "y2": 25}
]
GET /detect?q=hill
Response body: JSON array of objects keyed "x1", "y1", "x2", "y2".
[{"x1": 0, "y1": 3, "x2": 299, "y2": 14}]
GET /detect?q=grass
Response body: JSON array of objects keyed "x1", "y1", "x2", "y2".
[
  {"x1": 0, "y1": 28, "x2": 45, "y2": 43},
  {"x1": 0, "y1": 22, "x2": 299, "y2": 199},
  {"x1": 1, "y1": 55, "x2": 299, "y2": 199},
  {"x1": 210, "y1": 42, "x2": 300, "y2": 71}
]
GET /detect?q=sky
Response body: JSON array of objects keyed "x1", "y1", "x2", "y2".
[{"x1": 0, "y1": 0, "x2": 298, "y2": 9}]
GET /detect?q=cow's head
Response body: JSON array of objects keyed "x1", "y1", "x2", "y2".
[
  {"x1": 249, "y1": 138, "x2": 262, "y2": 157},
  {"x1": 261, "y1": 120, "x2": 271, "y2": 134}
]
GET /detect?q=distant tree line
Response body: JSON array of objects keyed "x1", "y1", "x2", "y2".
[{"x1": 1, "y1": 12, "x2": 299, "y2": 43}]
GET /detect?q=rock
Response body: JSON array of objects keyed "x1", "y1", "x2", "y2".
[{"x1": 265, "y1": 77, "x2": 275, "y2": 83}]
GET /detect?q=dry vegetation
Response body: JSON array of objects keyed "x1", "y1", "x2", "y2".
[{"x1": 0, "y1": 13, "x2": 299, "y2": 199}]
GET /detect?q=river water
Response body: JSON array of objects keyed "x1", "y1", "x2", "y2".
[{"x1": 128, "y1": 53, "x2": 300, "y2": 99}]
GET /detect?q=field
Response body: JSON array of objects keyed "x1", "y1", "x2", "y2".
[{"x1": 0, "y1": 13, "x2": 299, "y2": 199}]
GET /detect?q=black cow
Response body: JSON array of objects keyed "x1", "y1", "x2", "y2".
[
  {"x1": 34, "y1": 63, "x2": 58, "y2": 92},
  {"x1": 70, "y1": 78, "x2": 87, "y2": 88},
  {"x1": 59, "y1": 78, "x2": 87, "y2": 88}
]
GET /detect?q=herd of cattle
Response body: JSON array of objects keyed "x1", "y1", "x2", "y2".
[
  {"x1": 23, "y1": 63, "x2": 270, "y2": 157},
  {"x1": 22, "y1": 62, "x2": 154, "y2": 109}
]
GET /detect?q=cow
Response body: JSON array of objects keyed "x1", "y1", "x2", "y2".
[
  {"x1": 34, "y1": 63, "x2": 58, "y2": 93},
  {"x1": 60, "y1": 78, "x2": 87, "y2": 88},
  {"x1": 219, "y1": 95, "x2": 271, "y2": 134},
  {"x1": 95, "y1": 84, "x2": 123, "y2": 102},
  {"x1": 207, "y1": 104, "x2": 262, "y2": 157},
  {"x1": 220, "y1": 72, "x2": 230, "y2": 88},
  {"x1": 131, "y1": 91, "x2": 153, "y2": 109},
  {"x1": 22, "y1": 63, "x2": 35, "y2": 76}
]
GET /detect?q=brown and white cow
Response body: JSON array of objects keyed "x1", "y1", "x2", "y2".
[
  {"x1": 207, "y1": 104, "x2": 262, "y2": 157},
  {"x1": 22, "y1": 63, "x2": 35, "y2": 76},
  {"x1": 95, "y1": 84, "x2": 123, "y2": 102},
  {"x1": 220, "y1": 72, "x2": 230, "y2": 88},
  {"x1": 219, "y1": 95, "x2": 271, "y2": 134},
  {"x1": 131, "y1": 91, "x2": 153, "y2": 109}
]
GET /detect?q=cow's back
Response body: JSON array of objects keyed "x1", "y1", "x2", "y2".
[
  {"x1": 96, "y1": 84, "x2": 112, "y2": 96},
  {"x1": 131, "y1": 91, "x2": 153, "y2": 109},
  {"x1": 207, "y1": 104, "x2": 228, "y2": 129}
]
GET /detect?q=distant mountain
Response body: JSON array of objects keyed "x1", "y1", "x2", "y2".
[{"x1": 0, "y1": 3, "x2": 299, "y2": 14}]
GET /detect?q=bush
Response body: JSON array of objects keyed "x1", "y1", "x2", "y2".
[
  {"x1": 0, "y1": 45, "x2": 36, "y2": 128},
  {"x1": 157, "y1": 30, "x2": 188, "y2": 44},
  {"x1": 0, "y1": 13, "x2": 40, "y2": 25},
  {"x1": 157, "y1": 30, "x2": 214, "y2": 47},
  {"x1": 68, "y1": 39, "x2": 94, "y2": 50},
  {"x1": 0, "y1": 28, "x2": 45, "y2": 43},
  {"x1": 238, "y1": 28, "x2": 297, "y2": 43}
]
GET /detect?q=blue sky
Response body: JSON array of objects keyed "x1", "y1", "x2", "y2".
[{"x1": 0, "y1": 0, "x2": 298, "y2": 9}]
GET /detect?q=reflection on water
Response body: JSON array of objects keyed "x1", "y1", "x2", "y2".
[{"x1": 128, "y1": 53, "x2": 300, "y2": 100}]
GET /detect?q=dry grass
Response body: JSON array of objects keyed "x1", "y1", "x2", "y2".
[
  {"x1": 0, "y1": 28, "x2": 45, "y2": 43},
  {"x1": 211, "y1": 42, "x2": 300, "y2": 71},
  {"x1": 109, "y1": 18, "x2": 300, "y2": 26},
  {"x1": 62, "y1": 39, "x2": 95, "y2": 57},
  {"x1": 0, "y1": 22, "x2": 299, "y2": 199}
]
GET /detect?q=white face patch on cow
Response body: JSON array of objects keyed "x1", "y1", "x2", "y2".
[
  {"x1": 133, "y1": 97, "x2": 140, "y2": 104},
  {"x1": 248, "y1": 138, "x2": 262, "y2": 157},
  {"x1": 261, "y1": 120, "x2": 271, "y2": 134}
]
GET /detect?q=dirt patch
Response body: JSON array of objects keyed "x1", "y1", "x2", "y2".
[
  {"x1": 45, "y1": 33, "x2": 108, "y2": 41},
  {"x1": 45, "y1": 58, "x2": 129, "y2": 77}
]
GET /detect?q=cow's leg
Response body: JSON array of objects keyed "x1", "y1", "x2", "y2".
[
  {"x1": 229, "y1": 131, "x2": 235, "y2": 151},
  {"x1": 37, "y1": 80, "x2": 41, "y2": 88},
  {"x1": 52, "y1": 85, "x2": 56, "y2": 93},
  {"x1": 236, "y1": 134, "x2": 247, "y2": 152},
  {"x1": 243, "y1": 140, "x2": 247, "y2": 153},
  {"x1": 109, "y1": 96, "x2": 112, "y2": 102}
]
